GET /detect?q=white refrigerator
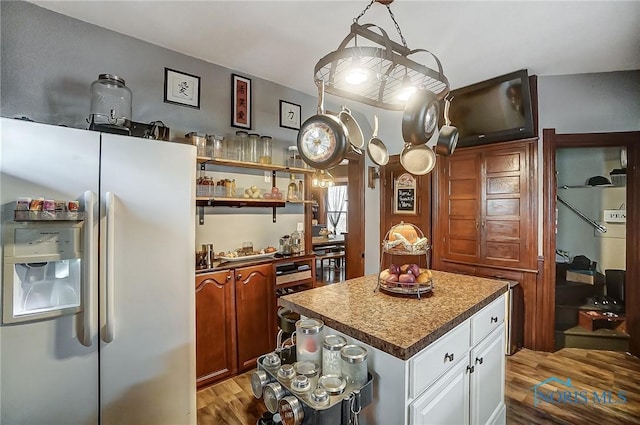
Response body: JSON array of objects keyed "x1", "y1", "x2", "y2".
[{"x1": 0, "y1": 118, "x2": 196, "y2": 424}]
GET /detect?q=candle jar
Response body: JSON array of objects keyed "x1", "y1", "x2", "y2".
[
  {"x1": 340, "y1": 345, "x2": 368, "y2": 387},
  {"x1": 322, "y1": 334, "x2": 347, "y2": 376}
]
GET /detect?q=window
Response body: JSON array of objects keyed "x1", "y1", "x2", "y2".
[{"x1": 326, "y1": 184, "x2": 347, "y2": 235}]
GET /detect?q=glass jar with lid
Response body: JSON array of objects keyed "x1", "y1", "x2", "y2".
[
  {"x1": 295, "y1": 318, "x2": 324, "y2": 364},
  {"x1": 340, "y1": 344, "x2": 368, "y2": 387},
  {"x1": 89, "y1": 74, "x2": 132, "y2": 128},
  {"x1": 207, "y1": 134, "x2": 224, "y2": 158},
  {"x1": 322, "y1": 334, "x2": 347, "y2": 376},
  {"x1": 286, "y1": 146, "x2": 302, "y2": 168},
  {"x1": 233, "y1": 131, "x2": 248, "y2": 161},
  {"x1": 260, "y1": 136, "x2": 273, "y2": 164},
  {"x1": 294, "y1": 360, "x2": 319, "y2": 389},
  {"x1": 290, "y1": 375, "x2": 312, "y2": 398},
  {"x1": 263, "y1": 382, "x2": 286, "y2": 414},
  {"x1": 247, "y1": 133, "x2": 260, "y2": 163}
]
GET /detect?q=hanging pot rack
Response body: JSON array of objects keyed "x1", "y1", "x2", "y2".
[{"x1": 313, "y1": 0, "x2": 450, "y2": 111}]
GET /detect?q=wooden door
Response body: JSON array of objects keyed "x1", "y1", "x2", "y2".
[
  {"x1": 380, "y1": 156, "x2": 433, "y2": 269},
  {"x1": 435, "y1": 151, "x2": 481, "y2": 266},
  {"x1": 195, "y1": 270, "x2": 237, "y2": 389},
  {"x1": 235, "y1": 263, "x2": 276, "y2": 371},
  {"x1": 480, "y1": 144, "x2": 531, "y2": 268}
]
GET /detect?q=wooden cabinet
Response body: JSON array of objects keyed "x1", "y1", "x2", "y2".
[
  {"x1": 195, "y1": 270, "x2": 237, "y2": 389},
  {"x1": 234, "y1": 263, "x2": 276, "y2": 372},
  {"x1": 434, "y1": 139, "x2": 537, "y2": 270},
  {"x1": 196, "y1": 263, "x2": 277, "y2": 388}
]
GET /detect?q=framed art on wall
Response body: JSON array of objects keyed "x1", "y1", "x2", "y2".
[
  {"x1": 164, "y1": 68, "x2": 200, "y2": 109},
  {"x1": 231, "y1": 74, "x2": 252, "y2": 129},
  {"x1": 279, "y1": 100, "x2": 301, "y2": 130}
]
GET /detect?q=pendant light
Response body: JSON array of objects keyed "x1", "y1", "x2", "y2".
[{"x1": 313, "y1": 0, "x2": 450, "y2": 111}]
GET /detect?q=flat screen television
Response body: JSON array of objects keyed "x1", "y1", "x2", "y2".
[{"x1": 445, "y1": 69, "x2": 535, "y2": 148}]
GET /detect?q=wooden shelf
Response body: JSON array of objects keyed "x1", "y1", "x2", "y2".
[
  {"x1": 196, "y1": 197, "x2": 285, "y2": 208},
  {"x1": 199, "y1": 157, "x2": 315, "y2": 174}
]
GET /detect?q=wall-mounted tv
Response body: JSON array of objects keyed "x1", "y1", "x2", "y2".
[{"x1": 446, "y1": 69, "x2": 535, "y2": 148}]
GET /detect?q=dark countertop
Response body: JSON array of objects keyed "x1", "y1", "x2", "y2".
[
  {"x1": 195, "y1": 252, "x2": 316, "y2": 274},
  {"x1": 278, "y1": 271, "x2": 508, "y2": 360}
]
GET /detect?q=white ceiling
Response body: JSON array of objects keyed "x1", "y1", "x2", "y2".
[{"x1": 30, "y1": 1, "x2": 640, "y2": 97}]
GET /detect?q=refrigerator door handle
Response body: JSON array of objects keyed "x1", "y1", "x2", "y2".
[
  {"x1": 102, "y1": 191, "x2": 116, "y2": 343},
  {"x1": 80, "y1": 190, "x2": 96, "y2": 347}
]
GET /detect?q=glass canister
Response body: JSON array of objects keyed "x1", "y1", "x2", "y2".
[
  {"x1": 262, "y1": 351, "x2": 281, "y2": 372},
  {"x1": 340, "y1": 344, "x2": 368, "y2": 387},
  {"x1": 186, "y1": 132, "x2": 208, "y2": 157},
  {"x1": 308, "y1": 388, "x2": 330, "y2": 409},
  {"x1": 207, "y1": 134, "x2": 224, "y2": 158},
  {"x1": 294, "y1": 361, "x2": 319, "y2": 389},
  {"x1": 322, "y1": 334, "x2": 347, "y2": 376},
  {"x1": 295, "y1": 318, "x2": 324, "y2": 364},
  {"x1": 260, "y1": 135, "x2": 273, "y2": 164},
  {"x1": 276, "y1": 364, "x2": 295, "y2": 385},
  {"x1": 89, "y1": 74, "x2": 132, "y2": 127},
  {"x1": 233, "y1": 131, "x2": 248, "y2": 161},
  {"x1": 290, "y1": 375, "x2": 312, "y2": 398},
  {"x1": 247, "y1": 133, "x2": 260, "y2": 163},
  {"x1": 285, "y1": 146, "x2": 301, "y2": 168}
]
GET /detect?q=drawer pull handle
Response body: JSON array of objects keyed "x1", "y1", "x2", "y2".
[
  {"x1": 491, "y1": 316, "x2": 498, "y2": 323},
  {"x1": 443, "y1": 353, "x2": 454, "y2": 362},
  {"x1": 475, "y1": 357, "x2": 484, "y2": 365},
  {"x1": 467, "y1": 365, "x2": 475, "y2": 374}
]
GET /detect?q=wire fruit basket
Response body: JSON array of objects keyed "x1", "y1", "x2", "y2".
[{"x1": 376, "y1": 222, "x2": 433, "y2": 299}]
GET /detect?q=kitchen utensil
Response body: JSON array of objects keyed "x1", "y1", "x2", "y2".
[
  {"x1": 402, "y1": 88, "x2": 440, "y2": 145},
  {"x1": 338, "y1": 106, "x2": 365, "y2": 149},
  {"x1": 435, "y1": 96, "x2": 459, "y2": 156},
  {"x1": 297, "y1": 80, "x2": 349, "y2": 170},
  {"x1": 400, "y1": 143, "x2": 437, "y2": 175},
  {"x1": 366, "y1": 114, "x2": 389, "y2": 166}
]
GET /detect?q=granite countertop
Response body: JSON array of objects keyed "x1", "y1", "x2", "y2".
[{"x1": 278, "y1": 270, "x2": 508, "y2": 360}]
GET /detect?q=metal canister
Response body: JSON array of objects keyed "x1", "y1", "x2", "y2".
[
  {"x1": 279, "y1": 396, "x2": 304, "y2": 425},
  {"x1": 202, "y1": 244, "x2": 214, "y2": 269},
  {"x1": 263, "y1": 382, "x2": 286, "y2": 413},
  {"x1": 250, "y1": 370, "x2": 271, "y2": 399}
]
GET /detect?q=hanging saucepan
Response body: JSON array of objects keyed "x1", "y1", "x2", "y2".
[
  {"x1": 338, "y1": 106, "x2": 365, "y2": 149},
  {"x1": 297, "y1": 80, "x2": 349, "y2": 170},
  {"x1": 402, "y1": 88, "x2": 440, "y2": 145},
  {"x1": 367, "y1": 114, "x2": 389, "y2": 166},
  {"x1": 399, "y1": 143, "x2": 437, "y2": 176},
  {"x1": 435, "y1": 96, "x2": 459, "y2": 156}
]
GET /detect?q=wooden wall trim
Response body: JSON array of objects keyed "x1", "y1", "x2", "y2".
[
  {"x1": 346, "y1": 153, "x2": 365, "y2": 279},
  {"x1": 627, "y1": 138, "x2": 640, "y2": 356}
]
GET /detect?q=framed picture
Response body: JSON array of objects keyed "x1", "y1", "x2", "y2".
[
  {"x1": 164, "y1": 68, "x2": 200, "y2": 109},
  {"x1": 231, "y1": 74, "x2": 252, "y2": 129},
  {"x1": 393, "y1": 173, "x2": 417, "y2": 215},
  {"x1": 279, "y1": 100, "x2": 301, "y2": 130}
]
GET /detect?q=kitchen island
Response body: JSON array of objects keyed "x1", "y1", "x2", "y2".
[{"x1": 279, "y1": 270, "x2": 509, "y2": 425}]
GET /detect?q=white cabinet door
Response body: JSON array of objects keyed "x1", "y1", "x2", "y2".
[
  {"x1": 410, "y1": 359, "x2": 470, "y2": 425},
  {"x1": 469, "y1": 326, "x2": 505, "y2": 425}
]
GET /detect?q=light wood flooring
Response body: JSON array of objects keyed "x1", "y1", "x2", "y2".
[{"x1": 198, "y1": 348, "x2": 640, "y2": 424}]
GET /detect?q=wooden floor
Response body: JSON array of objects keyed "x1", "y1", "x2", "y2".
[{"x1": 198, "y1": 348, "x2": 640, "y2": 424}]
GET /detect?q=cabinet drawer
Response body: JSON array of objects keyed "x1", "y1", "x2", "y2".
[
  {"x1": 475, "y1": 267, "x2": 523, "y2": 283},
  {"x1": 471, "y1": 295, "x2": 505, "y2": 346},
  {"x1": 441, "y1": 262, "x2": 477, "y2": 276},
  {"x1": 410, "y1": 320, "x2": 470, "y2": 398}
]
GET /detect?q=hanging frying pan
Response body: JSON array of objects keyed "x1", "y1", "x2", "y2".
[
  {"x1": 399, "y1": 143, "x2": 437, "y2": 176},
  {"x1": 401, "y1": 88, "x2": 440, "y2": 145},
  {"x1": 338, "y1": 106, "x2": 365, "y2": 149},
  {"x1": 435, "y1": 96, "x2": 459, "y2": 156},
  {"x1": 366, "y1": 114, "x2": 389, "y2": 166},
  {"x1": 297, "y1": 81, "x2": 349, "y2": 170}
]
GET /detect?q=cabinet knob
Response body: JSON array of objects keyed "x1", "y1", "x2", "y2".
[
  {"x1": 491, "y1": 316, "x2": 498, "y2": 323},
  {"x1": 236, "y1": 273, "x2": 242, "y2": 280},
  {"x1": 226, "y1": 273, "x2": 232, "y2": 281},
  {"x1": 466, "y1": 365, "x2": 475, "y2": 374},
  {"x1": 443, "y1": 352, "x2": 454, "y2": 362},
  {"x1": 475, "y1": 357, "x2": 484, "y2": 365}
]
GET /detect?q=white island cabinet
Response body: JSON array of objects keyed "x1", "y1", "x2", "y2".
[{"x1": 279, "y1": 271, "x2": 508, "y2": 425}]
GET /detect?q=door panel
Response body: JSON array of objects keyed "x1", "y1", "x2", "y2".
[
  {"x1": 235, "y1": 263, "x2": 275, "y2": 372},
  {"x1": 196, "y1": 270, "x2": 237, "y2": 388},
  {"x1": 470, "y1": 327, "x2": 505, "y2": 425},
  {"x1": 99, "y1": 134, "x2": 195, "y2": 424},
  {"x1": 380, "y1": 156, "x2": 433, "y2": 269},
  {"x1": 0, "y1": 119, "x2": 100, "y2": 425}
]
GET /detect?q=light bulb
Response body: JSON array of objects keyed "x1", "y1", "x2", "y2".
[
  {"x1": 344, "y1": 58, "x2": 368, "y2": 85},
  {"x1": 396, "y1": 75, "x2": 416, "y2": 101}
]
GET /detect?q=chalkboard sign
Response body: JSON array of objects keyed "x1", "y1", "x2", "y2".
[
  {"x1": 394, "y1": 173, "x2": 417, "y2": 215},
  {"x1": 396, "y1": 188, "x2": 415, "y2": 211}
]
